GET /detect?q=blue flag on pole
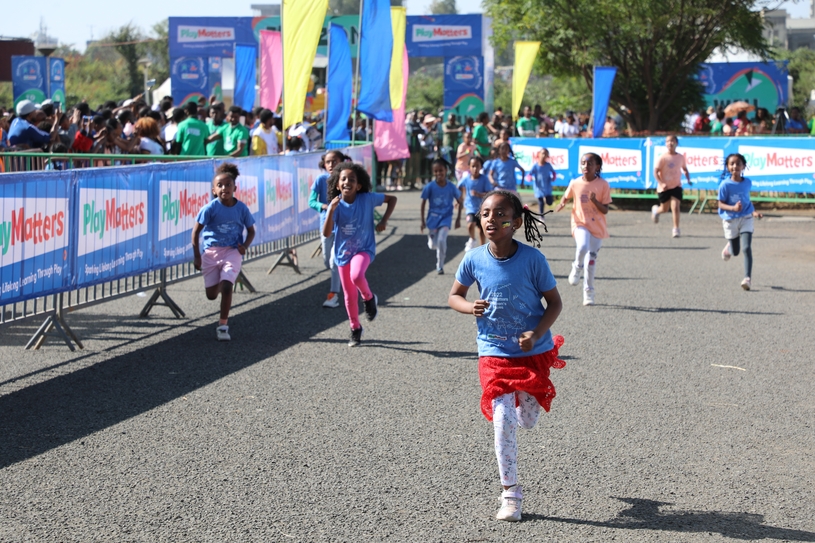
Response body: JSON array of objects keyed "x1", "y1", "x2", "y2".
[
  {"x1": 592, "y1": 66, "x2": 617, "y2": 138},
  {"x1": 358, "y1": 0, "x2": 393, "y2": 122},
  {"x1": 326, "y1": 24, "x2": 352, "y2": 144},
  {"x1": 235, "y1": 45, "x2": 257, "y2": 111}
]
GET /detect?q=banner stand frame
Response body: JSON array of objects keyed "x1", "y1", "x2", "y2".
[
  {"x1": 234, "y1": 270, "x2": 256, "y2": 293},
  {"x1": 24, "y1": 293, "x2": 83, "y2": 351},
  {"x1": 267, "y1": 240, "x2": 301, "y2": 275},
  {"x1": 139, "y1": 269, "x2": 186, "y2": 319}
]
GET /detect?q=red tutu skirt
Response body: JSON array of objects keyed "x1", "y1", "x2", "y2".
[{"x1": 478, "y1": 335, "x2": 566, "y2": 421}]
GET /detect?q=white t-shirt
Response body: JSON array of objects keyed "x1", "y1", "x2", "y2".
[
  {"x1": 162, "y1": 123, "x2": 178, "y2": 151},
  {"x1": 139, "y1": 137, "x2": 164, "y2": 155},
  {"x1": 251, "y1": 125, "x2": 279, "y2": 155}
]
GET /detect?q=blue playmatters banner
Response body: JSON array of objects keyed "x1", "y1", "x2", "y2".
[
  {"x1": 75, "y1": 168, "x2": 151, "y2": 287},
  {"x1": 169, "y1": 17, "x2": 256, "y2": 58},
  {"x1": 406, "y1": 14, "x2": 482, "y2": 57},
  {"x1": 49, "y1": 58, "x2": 66, "y2": 107},
  {"x1": 0, "y1": 171, "x2": 71, "y2": 305},
  {"x1": 698, "y1": 62, "x2": 789, "y2": 112},
  {"x1": 11, "y1": 56, "x2": 48, "y2": 107}
]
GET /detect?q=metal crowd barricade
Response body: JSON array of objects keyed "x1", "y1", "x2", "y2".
[{"x1": 0, "y1": 151, "x2": 213, "y2": 174}]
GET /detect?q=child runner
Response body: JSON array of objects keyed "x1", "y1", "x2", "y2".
[
  {"x1": 323, "y1": 162, "x2": 397, "y2": 346},
  {"x1": 718, "y1": 153, "x2": 763, "y2": 290},
  {"x1": 458, "y1": 155, "x2": 491, "y2": 251},
  {"x1": 489, "y1": 142, "x2": 525, "y2": 193},
  {"x1": 192, "y1": 163, "x2": 256, "y2": 341},
  {"x1": 309, "y1": 150, "x2": 349, "y2": 308},
  {"x1": 421, "y1": 158, "x2": 463, "y2": 274},
  {"x1": 448, "y1": 190, "x2": 565, "y2": 522},
  {"x1": 652, "y1": 134, "x2": 692, "y2": 237},
  {"x1": 530, "y1": 148, "x2": 557, "y2": 215},
  {"x1": 455, "y1": 131, "x2": 477, "y2": 181},
  {"x1": 556, "y1": 153, "x2": 611, "y2": 306}
]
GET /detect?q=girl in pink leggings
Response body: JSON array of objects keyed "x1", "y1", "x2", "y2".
[{"x1": 322, "y1": 162, "x2": 397, "y2": 346}]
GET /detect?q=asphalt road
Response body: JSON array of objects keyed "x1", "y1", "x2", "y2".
[{"x1": 1, "y1": 190, "x2": 814, "y2": 542}]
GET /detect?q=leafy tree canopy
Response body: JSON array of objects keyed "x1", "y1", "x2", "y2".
[
  {"x1": 429, "y1": 0, "x2": 457, "y2": 14},
  {"x1": 484, "y1": 0, "x2": 772, "y2": 132}
]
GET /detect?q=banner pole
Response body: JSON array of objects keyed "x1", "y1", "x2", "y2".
[
  {"x1": 281, "y1": 3, "x2": 287, "y2": 154},
  {"x1": 352, "y1": 0, "x2": 365, "y2": 146},
  {"x1": 323, "y1": 25, "x2": 331, "y2": 147}
]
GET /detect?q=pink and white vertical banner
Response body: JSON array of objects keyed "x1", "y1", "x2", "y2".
[
  {"x1": 374, "y1": 46, "x2": 410, "y2": 161},
  {"x1": 259, "y1": 30, "x2": 283, "y2": 112}
]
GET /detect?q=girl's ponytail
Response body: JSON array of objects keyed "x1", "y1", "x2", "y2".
[{"x1": 521, "y1": 205, "x2": 551, "y2": 247}]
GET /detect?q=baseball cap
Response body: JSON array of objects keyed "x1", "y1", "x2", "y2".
[{"x1": 16, "y1": 100, "x2": 37, "y2": 116}]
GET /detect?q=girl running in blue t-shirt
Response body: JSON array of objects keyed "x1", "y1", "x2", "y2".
[
  {"x1": 530, "y1": 148, "x2": 556, "y2": 214},
  {"x1": 488, "y1": 143, "x2": 525, "y2": 193},
  {"x1": 323, "y1": 162, "x2": 397, "y2": 346},
  {"x1": 448, "y1": 190, "x2": 565, "y2": 522},
  {"x1": 458, "y1": 155, "x2": 492, "y2": 251},
  {"x1": 718, "y1": 153, "x2": 763, "y2": 290},
  {"x1": 421, "y1": 158, "x2": 462, "y2": 274}
]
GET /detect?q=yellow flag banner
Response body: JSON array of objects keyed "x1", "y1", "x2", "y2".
[
  {"x1": 389, "y1": 7, "x2": 407, "y2": 110},
  {"x1": 282, "y1": 0, "x2": 328, "y2": 129},
  {"x1": 512, "y1": 41, "x2": 541, "y2": 121}
]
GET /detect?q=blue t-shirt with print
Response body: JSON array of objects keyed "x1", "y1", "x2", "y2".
[
  {"x1": 457, "y1": 173, "x2": 492, "y2": 215},
  {"x1": 311, "y1": 172, "x2": 330, "y2": 225},
  {"x1": 332, "y1": 191, "x2": 386, "y2": 266},
  {"x1": 718, "y1": 177, "x2": 755, "y2": 220},
  {"x1": 491, "y1": 158, "x2": 521, "y2": 191},
  {"x1": 196, "y1": 198, "x2": 255, "y2": 250},
  {"x1": 530, "y1": 163, "x2": 556, "y2": 198},
  {"x1": 421, "y1": 180, "x2": 460, "y2": 230},
  {"x1": 456, "y1": 243, "x2": 558, "y2": 357}
]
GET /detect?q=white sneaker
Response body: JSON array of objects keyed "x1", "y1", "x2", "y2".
[
  {"x1": 427, "y1": 235, "x2": 436, "y2": 250},
  {"x1": 322, "y1": 292, "x2": 340, "y2": 308},
  {"x1": 568, "y1": 263, "x2": 582, "y2": 286},
  {"x1": 722, "y1": 244, "x2": 731, "y2": 261},
  {"x1": 464, "y1": 238, "x2": 474, "y2": 252},
  {"x1": 496, "y1": 485, "x2": 523, "y2": 522},
  {"x1": 583, "y1": 288, "x2": 595, "y2": 306},
  {"x1": 651, "y1": 204, "x2": 660, "y2": 223},
  {"x1": 741, "y1": 277, "x2": 751, "y2": 291},
  {"x1": 216, "y1": 325, "x2": 231, "y2": 341},
  {"x1": 672, "y1": 227, "x2": 680, "y2": 238}
]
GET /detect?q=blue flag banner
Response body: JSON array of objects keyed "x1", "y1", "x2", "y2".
[
  {"x1": 326, "y1": 24, "x2": 352, "y2": 144},
  {"x1": 171, "y1": 56, "x2": 209, "y2": 106},
  {"x1": 357, "y1": 0, "x2": 393, "y2": 122},
  {"x1": 234, "y1": 45, "x2": 257, "y2": 112},
  {"x1": 592, "y1": 66, "x2": 617, "y2": 138},
  {"x1": 49, "y1": 58, "x2": 66, "y2": 106},
  {"x1": 11, "y1": 56, "x2": 48, "y2": 107}
]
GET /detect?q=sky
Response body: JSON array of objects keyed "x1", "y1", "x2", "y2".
[{"x1": 0, "y1": 0, "x2": 808, "y2": 53}]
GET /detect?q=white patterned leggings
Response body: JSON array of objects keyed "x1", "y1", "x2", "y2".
[
  {"x1": 574, "y1": 226, "x2": 603, "y2": 291},
  {"x1": 492, "y1": 391, "x2": 542, "y2": 487},
  {"x1": 427, "y1": 227, "x2": 449, "y2": 270}
]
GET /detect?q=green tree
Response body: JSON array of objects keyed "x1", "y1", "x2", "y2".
[
  {"x1": 103, "y1": 23, "x2": 144, "y2": 98},
  {"x1": 142, "y1": 20, "x2": 170, "y2": 91},
  {"x1": 406, "y1": 71, "x2": 444, "y2": 112},
  {"x1": 53, "y1": 44, "x2": 129, "y2": 108},
  {"x1": 484, "y1": 0, "x2": 771, "y2": 133},
  {"x1": 429, "y1": 0, "x2": 457, "y2": 14},
  {"x1": 774, "y1": 48, "x2": 815, "y2": 111}
]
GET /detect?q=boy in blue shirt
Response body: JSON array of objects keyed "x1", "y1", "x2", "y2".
[{"x1": 192, "y1": 163, "x2": 256, "y2": 340}]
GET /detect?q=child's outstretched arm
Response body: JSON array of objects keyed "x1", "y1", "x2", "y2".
[
  {"x1": 238, "y1": 225, "x2": 255, "y2": 255},
  {"x1": 449, "y1": 280, "x2": 489, "y2": 316},
  {"x1": 454, "y1": 195, "x2": 463, "y2": 229},
  {"x1": 192, "y1": 222, "x2": 204, "y2": 270},
  {"x1": 555, "y1": 185, "x2": 572, "y2": 212},
  {"x1": 683, "y1": 164, "x2": 692, "y2": 186},
  {"x1": 518, "y1": 287, "x2": 562, "y2": 352},
  {"x1": 322, "y1": 196, "x2": 340, "y2": 238},
  {"x1": 517, "y1": 165, "x2": 526, "y2": 189},
  {"x1": 420, "y1": 198, "x2": 427, "y2": 232},
  {"x1": 376, "y1": 194, "x2": 397, "y2": 233}
]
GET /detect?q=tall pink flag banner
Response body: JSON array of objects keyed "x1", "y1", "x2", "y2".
[
  {"x1": 260, "y1": 30, "x2": 283, "y2": 111},
  {"x1": 374, "y1": 47, "x2": 410, "y2": 162}
]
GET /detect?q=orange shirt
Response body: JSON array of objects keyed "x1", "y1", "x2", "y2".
[
  {"x1": 563, "y1": 176, "x2": 612, "y2": 239},
  {"x1": 456, "y1": 142, "x2": 476, "y2": 171},
  {"x1": 654, "y1": 152, "x2": 686, "y2": 192}
]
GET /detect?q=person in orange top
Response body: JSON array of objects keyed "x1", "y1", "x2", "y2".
[
  {"x1": 555, "y1": 153, "x2": 611, "y2": 306},
  {"x1": 455, "y1": 131, "x2": 477, "y2": 180},
  {"x1": 651, "y1": 135, "x2": 692, "y2": 238}
]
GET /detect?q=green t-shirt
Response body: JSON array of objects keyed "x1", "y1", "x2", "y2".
[
  {"x1": 516, "y1": 116, "x2": 539, "y2": 136},
  {"x1": 175, "y1": 118, "x2": 209, "y2": 156},
  {"x1": 223, "y1": 123, "x2": 250, "y2": 157},
  {"x1": 710, "y1": 120, "x2": 723, "y2": 135},
  {"x1": 206, "y1": 120, "x2": 227, "y2": 156},
  {"x1": 473, "y1": 124, "x2": 491, "y2": 157}
]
